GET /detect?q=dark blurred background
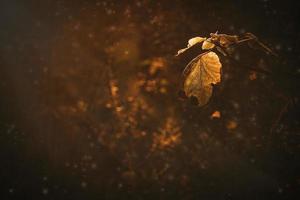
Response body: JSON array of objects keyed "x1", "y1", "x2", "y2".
[{"x1": 0, "y1": 0, "x2": 299, "y2": 199}]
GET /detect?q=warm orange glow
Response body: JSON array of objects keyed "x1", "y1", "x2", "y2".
[
  {"x1": 210, "y1": 110, "x2": 221, "y2": 119},
  {"x1": 148, "y1": 57, "x2": 167, "y2": 75},
  {"x1": 226, "y1": 120, "x2": 238, "y2": 130},
  {"x1": 249, "y1": 71, "x2": 257, "y2": 80}
]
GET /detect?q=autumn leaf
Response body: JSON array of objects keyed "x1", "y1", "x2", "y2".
[
  {"x1": 176, "y1": 32, "x2": 276, "y2": 107},
  {"x1": 183, "y1": 52, "x2": 222, "y2": 106},
  {"x1": 202, "y1": 39, "x2": 215, "y2": 50},
  {"x1": 176, "y1": 36, "x2": 206, "y2": 56},
  {"x1": 210, "y1": 33, "x2": 239, "y2": 47}
]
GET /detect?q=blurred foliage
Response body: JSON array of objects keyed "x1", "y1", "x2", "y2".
[{"x1": 0, "y1": 0, "x2": 299, "y2": 199}]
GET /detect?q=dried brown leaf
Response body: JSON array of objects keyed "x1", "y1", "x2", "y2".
[{"x1": 183, "y1": 52, "x2": 222, "y2": 106}]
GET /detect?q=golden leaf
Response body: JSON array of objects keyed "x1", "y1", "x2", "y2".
[
  {"x1": 202, "y1": 39, "x2": 215, "y2": 50},
  {"x1": 183, "y1": 52, "x2": 221, "y2": 106},
  {"x1": 188, "y1": 37, "x2": 206, "y2": 47},
  {"x1": 176, "y1": 36, "x2": 206, "y2": 56}
]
